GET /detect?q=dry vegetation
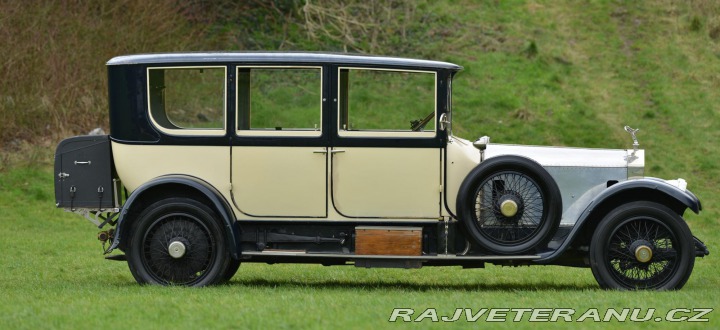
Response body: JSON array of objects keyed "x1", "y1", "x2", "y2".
[
  {"x1": 0, "y1": 0, "x2": 206, "y2": 148},
  {"x1": 302, "y1": 0, "x2": 422, "y2": 53}
]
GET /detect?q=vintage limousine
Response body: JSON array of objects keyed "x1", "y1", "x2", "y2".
[{"x1": 54, "y1": 52, "x2": 708, "y2": 289}]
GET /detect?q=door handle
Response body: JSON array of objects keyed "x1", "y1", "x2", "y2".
[{"x1": 313, "y1": 149, "x2": 345, "y2": 154}]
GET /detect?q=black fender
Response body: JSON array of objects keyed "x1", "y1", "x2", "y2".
[
  {"x1": 536, "y1": 177, "x2": 701, "y2": 263},
  {"x1": 107, "y1": 175, "x2": 241, "y2": 259}
]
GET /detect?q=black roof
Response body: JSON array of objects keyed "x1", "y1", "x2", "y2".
[{"x1": 106, "y1": 52, "x2": 462, "y2": 71}]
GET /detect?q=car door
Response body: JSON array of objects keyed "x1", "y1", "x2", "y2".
[
  {"x1": 330, "y1": 67, "x2": 442, "y2": 219},
  {"x1": 231, "y1": 66, "x2": 328, "y2": 218}
]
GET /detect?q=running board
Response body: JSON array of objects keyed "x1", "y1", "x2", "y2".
[{"x1": 241, "y1": 251, "x2": 540, "y2": 261}]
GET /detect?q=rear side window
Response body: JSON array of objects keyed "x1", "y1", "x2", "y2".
[
  {"x1": 236, "y1": 67, "x2": 322, "y2": 137},
  {"x1": 147, "y1": 66, "x2": 226, "y2": 136}
]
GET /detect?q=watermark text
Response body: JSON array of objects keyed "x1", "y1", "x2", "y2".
[{"x1": 388, "y1": 308, "x2": 713, "y2": 323}]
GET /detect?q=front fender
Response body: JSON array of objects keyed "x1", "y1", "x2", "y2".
[
  {"x1": 584, "y1": 177, "x2": 701, "y2": 215},
  {"x1": 536, "y1": 177, "x2": 701, "y2": 263},
  {"x1": 106, "y1": 175, "x2": 241, "y2": 258}
]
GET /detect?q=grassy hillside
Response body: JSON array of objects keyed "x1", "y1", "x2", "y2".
[{"x1": 1, "y1": 0, "x2": 719, "y2": 328}]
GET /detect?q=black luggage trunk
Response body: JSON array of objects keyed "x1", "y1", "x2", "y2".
[{"x1": 54, "y1": 135, "x2": 117, "y2": 209}]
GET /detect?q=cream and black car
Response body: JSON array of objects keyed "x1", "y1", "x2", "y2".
[{"x1": 54, "y1": 52, "x2": 708, "y2": 289}]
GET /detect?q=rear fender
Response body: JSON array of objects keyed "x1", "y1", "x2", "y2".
[{"x1": 107, "y1": 175, "x2": 240, "y2": 258}]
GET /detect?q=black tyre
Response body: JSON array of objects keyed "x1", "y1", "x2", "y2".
[
  {"x1": 127, "y1": 197, "x2": 235, "y2": 286},
  {"x1": 589, "y1": 201, "x2": 695, "y2": 290},
  {"x1": 457, "y1": 156, "x2": 562, "y2": 254},
  {"x1": 220, "y1": 259, "x2": 241, "y2": 284}
]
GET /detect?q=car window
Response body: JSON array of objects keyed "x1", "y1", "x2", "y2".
[
  {"x1": 237, "y1": 67, "x2": 322, "y2": 136},
  {"x1": 338, "y1": 68, "x2": 436, "y2": 137},
  {"x1": 147, "y1": 66, "x2": 226, "y2": 136}
]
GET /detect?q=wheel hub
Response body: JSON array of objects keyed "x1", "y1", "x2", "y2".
[
  {"x1": 629, "y1": 239, "x2": 654, "y2": 263},
  {"x1": 500, "y1": 199, "x2": 518, "y2": 217},
  {"x1": 168, "y1": 240, "x2": 187, "y2": 259},
  {"x1": 634, "y1": 245, "x2": 653, "y2": 263},
  {"x1": 496, "y1": 193, "x2": 524, "y2": 220}
]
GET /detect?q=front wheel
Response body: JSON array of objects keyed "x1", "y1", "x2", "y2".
[
  {"x1": 126, "y1": 197, "x2": 235, "y2": 286},
  {"x1": 589, "y1": 201, "x2": 695, "y2": 290}
]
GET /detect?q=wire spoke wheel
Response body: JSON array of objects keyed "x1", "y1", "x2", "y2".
[
  {"x1": 142, "y1": 213, "x2": 215, "y2": 285},
  {"x1": 127, "y1": 198, "x2": 234, "y2": 286},
  {"x1": 605, "y1": 217, "x2": 678, "y2": 289},
  {"x1": 590, "y1": 201, "x2": 695, "y2": 290},
  {"x1": 458, "y1": 156, "x2": 561, "y2": 255},
  {"x1": 473, "y1": 171, "x2": 545, "y2": 245}
]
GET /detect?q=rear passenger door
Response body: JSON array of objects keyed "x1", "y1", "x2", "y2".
[
  {"x1": 231, "y1": 66, "x2": 328, "y2": 218},
  {"x1": 330, "y1": 67, "x2": 442, "y2": 219}
]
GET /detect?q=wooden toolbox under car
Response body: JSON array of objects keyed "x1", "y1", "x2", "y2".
[{"x1": 354, "y1": 226, "x2": 422, "y2": 256}]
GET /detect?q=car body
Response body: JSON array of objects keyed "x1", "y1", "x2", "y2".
[{"x1": 54, "y1": 52, "x2": 708, "y2": 289}]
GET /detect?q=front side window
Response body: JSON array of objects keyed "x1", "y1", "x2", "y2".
[
  {"x1": 147, "y1": 66, "x2": 226, "y2": 136},
  {"x1": 237, "y1": 67, "x2": 322, "y2": 136},
  {"x1": 338, "y1": 68, "x2": 436, "y2": 137}
]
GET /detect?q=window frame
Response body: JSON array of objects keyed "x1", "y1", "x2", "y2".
[
  {"x1": 146, "y1": 66, "x2": 227, "y2": 137},
  {"x1": 235, "y1": 65, "x2": 324, "y2": 138},
  {"x1": 336, "y1": 67, "x2": 437, "y2": 138}
]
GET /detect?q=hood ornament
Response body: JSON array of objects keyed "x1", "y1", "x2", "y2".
[{"x1": 624, "y1": 125, "x2": 640, "y2": 153}]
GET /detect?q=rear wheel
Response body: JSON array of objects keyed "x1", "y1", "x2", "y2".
[
  {"x1": 589, "y1": 201, "x2": 695, "y2": 290},
  {"x1": 127, "y1": 197, "x2": 234, "y2": 286}
]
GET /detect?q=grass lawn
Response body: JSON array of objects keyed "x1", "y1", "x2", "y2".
[
  {"x1": 0, "y1": 165, "x2": 717, "y2": 329},
  {"x1": 1, "y1": 1, "x2": 719, "y2": 328}
]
